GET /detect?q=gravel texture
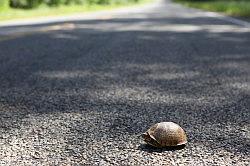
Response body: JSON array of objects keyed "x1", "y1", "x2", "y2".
[{"x1": 0, "y1": 0, "x2": 249, "y2": 165}]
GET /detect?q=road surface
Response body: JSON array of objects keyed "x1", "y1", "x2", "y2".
[{"x1": 0, "y1": 0, "x2": 249, "y2": 165}]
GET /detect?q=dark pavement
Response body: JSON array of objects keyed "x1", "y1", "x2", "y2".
[{"x1": 0, "y1": 0, "x2": 249, "y2": 165}]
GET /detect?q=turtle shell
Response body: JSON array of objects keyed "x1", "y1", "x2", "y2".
[{"x1": 142, "y1": 122, "x2": 187, "y2": 147}]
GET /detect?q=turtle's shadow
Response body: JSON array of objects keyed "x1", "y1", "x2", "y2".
[{"x1": 138, "y1": 144, "x2": 186, "y2": 153}]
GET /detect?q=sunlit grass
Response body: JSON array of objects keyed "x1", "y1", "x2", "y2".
[
  {"x1": 174, "y1": 0, "x2": 250, "y2": 18},
  {"x1": 0, "y1": 0, "x2": 152, "y2": 21}
]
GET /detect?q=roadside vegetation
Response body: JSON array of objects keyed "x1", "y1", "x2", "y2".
[
  {"x1": 0, "y1": 0, "x2": 148, "y2": 21},
  {"x1": 174, "y1": 0, "x2": 250, "y2": 18}
]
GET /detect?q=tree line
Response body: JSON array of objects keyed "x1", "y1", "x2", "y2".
[{"x1": 0, "y1": 0, "x2": 139, "y2": 10}]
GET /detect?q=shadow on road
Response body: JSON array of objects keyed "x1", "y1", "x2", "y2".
[
  {"x1": 0, "y1": 13, "x2": 249, "y2": 164},
  {"x1": 138, "y1": 144, "x2": 186, "y2": 153}
]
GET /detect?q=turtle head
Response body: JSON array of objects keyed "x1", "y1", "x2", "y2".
[
  {"x1": 142, "y1": 132, "x2": 151, "y2": 141},
  {"x1": 142, "y1": 132, "x2": 161, "y2": 148}
]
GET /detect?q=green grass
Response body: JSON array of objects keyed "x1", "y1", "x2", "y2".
[
  {"x1": 174, "y1": 0, "x2": 250, "y2": 18},
  {"x1": 0, "y1": 0, "x2": 152, "y2": 21}
]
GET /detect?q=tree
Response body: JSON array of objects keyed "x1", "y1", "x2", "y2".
[{"x1": 0, "y1": 0, "x2": 9, "y2": 11}]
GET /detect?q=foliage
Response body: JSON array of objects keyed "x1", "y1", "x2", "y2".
[
  {"x1": 174, "y1": 0, "x2": 250, "y2": 17},
  {"x1": 0, "y1": 0, "x2": 9, "y2": 11},
  {"x1": 10, "y1": 0, "x2": 41, "y2": 8},
  {"x1": 0, "y1": 0, "x2": 149, "y2": 21},
  {"x1": 8, "y1": 0, "x2": 140, "y2": 8}
]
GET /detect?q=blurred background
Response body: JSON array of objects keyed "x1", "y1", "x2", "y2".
[
  {"x1": 175, "y1": 0, "x2": 250, "y2": 18},
  {"x1": 0, "y1": 0, "x2": 250, "y2": 21},
  {"x1": 0, "y1": 0, "x2": 144, "y2": 21}
]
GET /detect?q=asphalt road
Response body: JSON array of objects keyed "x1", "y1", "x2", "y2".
[{"x1": 0, "y1": 0, "x2": 250, "y2": 165}]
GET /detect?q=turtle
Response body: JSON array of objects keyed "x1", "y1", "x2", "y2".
[{"x1": 142, "y1": 122, "x2": 187, "y2": 147}]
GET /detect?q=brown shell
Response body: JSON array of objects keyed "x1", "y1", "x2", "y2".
[{"x1": 142, "y1": 122, "x2": 187, "y2": 147}]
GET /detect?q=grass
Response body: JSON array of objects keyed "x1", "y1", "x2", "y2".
[
  {"x1": 174, "y1": 0, "x2": 250, "y2": 18},
  {"x1": 0, "y1": 0, "x2": 152, "y2": 21}
]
